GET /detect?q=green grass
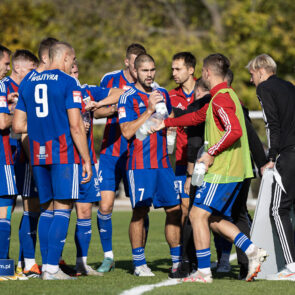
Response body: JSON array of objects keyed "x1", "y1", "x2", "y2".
[{"x1": 1, "y1": 210, "x2": 294, "y2": 294}]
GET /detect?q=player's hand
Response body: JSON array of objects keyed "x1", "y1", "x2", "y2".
[
  {"x1": 184, "y1": 177, "x2": 191, "y2": 195},
  {"x1": 260, "y1": 161, "x2": 275, "y2": 176},
  {"x1": 147, "y1": 91, "x2": 163, "y2": 114},
  {"x1": 83, "y1": 121, "x2": 90, "y2": 134},
  {"x1": 85, "y1": 101, "x2": 99, "y2": 111},
  {"x1": 149, "y1": 120, "x2": 165, "y2": 133},
  {"x1": 197, "y1": 152, "x2": 214, "y2": 172},
  {"x1": 81, "y1": 160, "x2": 92, "y2": 184},
  {"x1": 7, "y1": 92, "x2": 18, "y2": 103}
]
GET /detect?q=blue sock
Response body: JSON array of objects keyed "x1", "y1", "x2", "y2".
[
  {"x1": 19, "y1": 211, "x2": 40, "y2": 259},
  {"x1": 47, "y1": 209, "x2": 71, "y2": 266},
  {"x1": 234, "y1": 232, "x2": 252, "y2": 253},
  {"x1": 38, "y1": 209, "x2": 54, "y2": 265},
  {"x1": 196, "y1": 248, "x2": 211, "y2": 269},
  {"x1": 170, "y1": 245, "x2": 182, "y2": 265},
  {"x1": 0, "y1": 219, "x2": 11, "y2": 259},
  {"x1": 97, "y1": 210, "x2": 112, "y2": 253},
  {"x1": 75, "y1": 218, "x2": 92, "y2": 258},
  {"x1": 132, "y1": 247, "x2": 146, "y2": 267}
]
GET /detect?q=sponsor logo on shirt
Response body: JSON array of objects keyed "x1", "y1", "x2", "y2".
[
  {"x1": 73, "y1": 91, "x2": 82, "y2": 103},
  {"x1": 37, "y1": 146, "x2": 48, "y2": 160},
  {"x1": 138, "y1": 102, "x2": 145, "y2": 108},
  {"x1": 118, "y1": 107, "x2": 126, "y2": 119},
  {"x1": 123, "y1": 85, "x2": 132, "y2": 90},
  {"x1": 176, "y1": 103, "x2": 185, "y2": 110},
  {"x1": 0, "y1": 96, "x2": 7, "y2": 107}
]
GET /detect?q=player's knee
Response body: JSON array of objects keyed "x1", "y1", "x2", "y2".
[
  {"x1": 165, "y1": 205, "x2": 182, "y2": 223},
  {"x1": 99, "y1": 202, "x2": 113, "y2": 214}
]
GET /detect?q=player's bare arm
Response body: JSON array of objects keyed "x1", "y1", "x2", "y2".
[
  {"x1": 12, "y1": 109, "x2": 27, "y2": 133},
  {"x1": 93, "y1": 105, "x2": 117, "y2": 119},
  {"x1": 120, "y1": 91, "x2": 162, "y2": 140},
  {"x1": 67, "y1": 108, "x2": 92, "y2": 183}
]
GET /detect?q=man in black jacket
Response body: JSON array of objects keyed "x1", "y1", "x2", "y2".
[{"x1": 247, "y1": 54, "x2": 295, "y2": 280}]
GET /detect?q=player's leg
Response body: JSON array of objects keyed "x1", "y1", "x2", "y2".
[
  {"x1": 41, "y1": 163, "x2": 78, "y2": 280},
  {"x1": 267, "y1": 151, "x2": 295, "y2": 280},
  {"x1": 74, "y1": 165, "x2": 101, "y2": 276},
  {"x1": 21, "y1": 197, "x2": 41, "y2": 277},
  {"x1": 128, "y1": 169, "x2": 154, "y2": 276},
  {"x1": 32, "y1": 165, "x2": 54, "y2": 275},
  {"x1": 156, "y1": 168, "x2": 182, "y2": 275},
  {"x1": 96, "y1": 154, "x2": 118, "y2": 272}
]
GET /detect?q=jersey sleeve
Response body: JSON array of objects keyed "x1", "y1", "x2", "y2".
[
  {"x1": 162, "y1": 89, "x2": 172, "y2": 114},
  {"x1": 257, "y1": 84, "x2": 280, "y2": 161},
  {"x1": 87, "y1": 85, "x2": 110, "y2": 102},
  {"x1": 65, "y1": 77, "x2": 82, "y2": 110},
  {"x1": 0, "y1": 80, "x2": 10, "y2": 114},
  {"x1": 100, "y1": 75, "x2": 111, "y2": 88},
  {"x1": 118, "y1": 91, "x2": 137, "y2": 124}
]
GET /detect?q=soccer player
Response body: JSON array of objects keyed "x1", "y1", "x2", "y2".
[
  {"x1": 37, "y1": 37, "x2": 59, "y2": 73},
  {"x1": 118, "y1": 53, "x2": 182, "y2": 276},
  {"x1": 2, "y1": 49, "x2": 40, "y2": 278},
  {"x1": 70, "y1": 62, "x2": 107, "y2": 276},
  {"x1": 247, "y1": 54, "x2": 295, "y2": 280},
  {"x1": 0, "y1": 45, "x2": 26, "y2": 281},
  {"x1": 13, "y1": 42, "x2": 92, "y2": 280},
  {"x1": 96, "y1": 43, "x2": 147, "y2": 273},
  {"x1": 169, "y1": 52, "x2": 197, "y2": 226},
  {"x1": 152, "y1": 53, "x2": 267, "y2": 283}
]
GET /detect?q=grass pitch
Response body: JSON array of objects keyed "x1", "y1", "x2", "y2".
[{"x1": 1, "y1": 210, "x2": 294, "y2": 294}]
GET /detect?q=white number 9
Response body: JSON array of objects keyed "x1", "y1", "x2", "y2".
[{"x1": 35, "y1": 84, "x2": 48, "y2": 118}]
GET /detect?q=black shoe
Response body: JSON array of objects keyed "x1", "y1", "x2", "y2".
[
  {"x1": 168, "y1": 262, "x2": 190, "y2": 279},
  {"x1": 238, "y1": 264, "x2": 248, "y2": 280}
]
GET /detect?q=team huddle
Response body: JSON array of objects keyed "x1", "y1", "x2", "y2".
[{"x1": 0, "y1": 37, "x2": 294, "y2": 283}]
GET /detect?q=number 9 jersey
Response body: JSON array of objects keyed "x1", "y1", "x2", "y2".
[{"x1": 16, "y1": 69, "x2": 82, "y2": 166}]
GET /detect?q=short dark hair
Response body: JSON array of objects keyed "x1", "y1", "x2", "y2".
[
  {"x1": 38, "y1": 37, "x2": 59, "y2": 61},
  {"x1": 126, "y1": 43, "x2": 146, "y2": 59},
  {"x1": 195, "y1": 78, "x2": 209, "y2": 92},
  {"x1": 173, "y1": 52, "x2": 196, "y2": 69},
  {"x1": 49, "y1": 41, "x2": 73, "y2": 61},
  {"x1": 203, "y1": 53, "x2": 230, "y2": 78},
  {"x1": 0, "y1": 44, "x2": 11, "y2": 60},
  {"x1": 224, "y1": 69, "x2": 234, "y2": 86},
  {"x1": 134, "y1": 53, "x2": 155, "y2": 70},
  {"x1": 12, "y1": 50, "x2": 39, "y2": 69}
]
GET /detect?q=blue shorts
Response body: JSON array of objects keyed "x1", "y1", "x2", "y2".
[
  {"x1": 0, "y1": 164, "x2": 18, "y2": 197},
  {"x1": 76, "y1": 165, "x2": 101, "y2": 203},
  {"x1": 15, "y1": 162, "x2": 38, "y2": 198},
  {"x1": 127, "y1": 168, "x2": 181, "y2": 209},
  {"x1": 194, "y1": 181, "x2": 242, "y2": 217},
  {"x1": 98, "y1": 153, "x2": 129, "y2": 196},
  {"x1": 175, "y1": 165, "x2": 189, "y2": 199},
  {"x1": 32, "y1": 164, "x2": 82, "y2": 204}
]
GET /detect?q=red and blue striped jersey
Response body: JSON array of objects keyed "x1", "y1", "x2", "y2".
[
  {"x1": 118, "y1": 86, "x2": 172, "y2": 170},
  {"x1": 99, "y1": 70, "x2": 133, "y2": 157},
  {"x1": 2, "y1": 76, "x2": 28, "y2": 164},
  {"x1": 81, "y1": 84, "x2": 110, "y2": 165},
  {"x1": 16, "y1": 69, "x2": 83, "y2": 166},
  {"x1": 0, "y1": 79, "x2": 13, "y2": 165}
]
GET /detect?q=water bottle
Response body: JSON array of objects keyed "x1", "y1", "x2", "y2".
[
  {"x1": 82, "y1": 95, "x2": 91, "y2": 124},
  {"x1": 167, "y1": 130, "x2": 176, "y2": 154},
  {"x1": 191, "y1": 162, "x2": 206, "y2": 186},
  {"x1": 152, "y1": 83, "x2": 169, "y2": 120},
  {"x1": 191, "y1": 141, "x2": 208, "y2": 186}
]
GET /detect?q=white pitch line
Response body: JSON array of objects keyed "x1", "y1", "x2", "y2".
[
  {"x1": 120, "y1": 253, "x2": 237, "y2": 295},
  {"x1": 120, "y1": 279, "x2": 181, "y2": 295}
]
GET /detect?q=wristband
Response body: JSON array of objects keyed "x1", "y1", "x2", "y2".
[{"x1": 186, "y1": 172, "x2": 192, "y2": 178}]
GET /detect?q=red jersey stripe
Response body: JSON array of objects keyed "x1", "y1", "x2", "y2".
[
  {"x1": 33, "y1": 141, "x2": 40, "y2": 165},
  {"x1": 59, "y1": 134, "x2": 68, "y2": 164},
  {"x1": 45, "y1": 140, "x2": 52, "y2": 164}
]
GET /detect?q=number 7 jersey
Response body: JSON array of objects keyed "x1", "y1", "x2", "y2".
[{"x1": 16, "y1": 69, "x2": 82, "y2": 166}]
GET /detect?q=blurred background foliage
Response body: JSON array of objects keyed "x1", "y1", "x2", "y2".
[{"x1": 1, "y1": 0, "x2": 295, "y2": 159}]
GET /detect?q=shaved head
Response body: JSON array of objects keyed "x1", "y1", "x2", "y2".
[{"x1": 49, "y1": 42, "x2": 73, "y2": 62}]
